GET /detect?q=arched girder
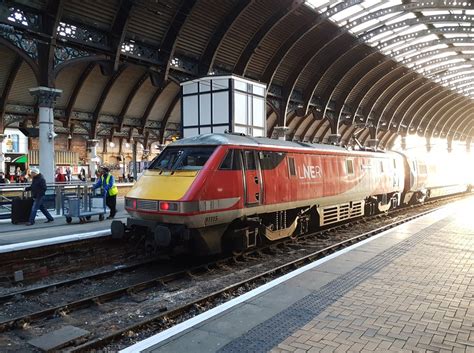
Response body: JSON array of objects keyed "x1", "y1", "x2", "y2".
[
  {"x1": 281, "y1": 29, "x2": 350, "y2": 126},
  {"x1": 385, "y1": 79, "x2": 435, "y2": 135},
  {"x1": 348, "y1": 1, "x2": 474, "y2": 37},
  {"x1": 438, "y1": 100, "x2": 474, "y2": 140},
  {"x1": 261, "y1": 0, "x2": 360, "y2": 84},
  {"x1": 424, "y1": 96, "x2": 468, "y2": 138},
  {"x1": 359, "y1": 128, "x2": 372, "y2": 146},
  {"x1": 418, "y1": 94, "x2": 465, "y2": 136},
  {"x1": 65, "y1": 62, "x2": 96, "y2": 128},
  {"x1": 300, "y1": 114, "x2": 322, "y2": 142},
  {"x1": 446, "y1": 103, "x2": 474, "y2": 138},
  {"x1": 407, "y1": 89, "x2": 454, "y2": 134},
  {"x1": 442, "y1": 77, "x2": 474, "y2": 92},
  {"x1": 435, "y1": 66, "x2": 474, "y2": 84},
  {"x1": 306, "y1": 42, "x2": 370, "y2": 117},
  {"x1": 319, "y1": 124, "x2": 331, "y2": 144},
  {"x1": 234, "y1": 0, "x2": 304, "y2": 76},
  {"x1": 314, "y1": 50, "x2": 381, "y2": 129},
  {"x1": 400, "y1": 47, "x2": 474, "y2": 68},
  {"x1": 198, "y1": 0, "x2": 253, "y2": 76},
  {"x1": 391, "y1": 38, "x2": 474, "y2": 63},
  {"x1": 284, "y1": 111, "x2": 298, "y2": 138},
  {"x1": 458, "y1": 115, "x2": 474, "y2": 141},
  {"x1": 309, "y1": 119, "x2": 329, "y2": 143},
  {"x1": 289, "y1": 112, "x2": 313, "y2": 141},
  {"x1": 0, "y1": 55, "x2": 22, "y2": 132},
  {"x1": 364, "y1": 14, "x2": 474, "y2": 44},
  {"x1": 140, "y1": 83, "x2": 170, "y2": 134},
  {"x1": 336, "y1": 59, "x2": 393, "y2": 123},
  {"x1": 444, "y1": 107, "x2": 474, "y2": 147},
  {"x1": 0, "y1": 38, "x2": 40, "y2": 83},
  {"x1": 397, "y1": 85, "x2": 445, "y2": 136},
  {"x1": 154, "y1": 0, "x2": 197, "y2": 88},
  {"x1": 383, "y1": 131, "x2": 398, "y2": 150},
  {"x1": 337, "y1": 124, "x2": 351, "y2": 146},
  {"x1": 159, "y1": 93, "x2": 180, "y2": 144},
  {"x1": 90, "y1": 64, "x2": 128, "y2": 138},
  {"x1": 37, "y1": 0, "x2": 64, "y2": 87},
  {"x1": 436, "y1": 72, "x2": 474, "y2": 87},
  {"x1": 110, "y1": 0, "x2": 134, "y2": 70},
  {"x1": 117, "y1": 72, "x2": 149, "y2": 132},
  {"x1": 340, "y1": 124, "x2": 357, "y2": 146},
  {"x1": 366, "y1": 72, "x2": 419, "y2": 131},
  {"x1": 422, "y1": 61, "x2": 474, "y2": 81},
  {"x1": 355, "y1": 66, "x2": 407, "y2": 124},
  {"x1": 380, "y1": 29, "x2": 474, "y2": 57}
]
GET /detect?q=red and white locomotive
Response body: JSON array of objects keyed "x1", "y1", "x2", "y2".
[{"x1": 113, "y1": 133, "x2": 469, "y2": 255}]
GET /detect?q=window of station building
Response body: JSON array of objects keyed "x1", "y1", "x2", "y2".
[
  {"x1": 288, "y1": 157, "x2": 296, "y2": 176},
  {"x1": 346, "y1": 159, "x2": 354, "y2": 175}
]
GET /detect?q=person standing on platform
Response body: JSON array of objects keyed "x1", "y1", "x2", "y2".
[
  {"x1": 0, "y1": 172, "x2": 9, "y2": 183},
  {"x1": 25, "y1": 167, "x2": 54, "y2": 225},
  {"x1": 55, "y1": 167, "x2": 66, "y2": 182},
  {"x1": 65, "y1": 166, "x2": 71, "y2": 182},
  {"x1": 93, "y1": 166, "x2": 118, "y2": 219}
]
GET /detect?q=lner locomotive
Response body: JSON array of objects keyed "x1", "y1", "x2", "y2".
[{"x1": 111, "y1": 133, "x2": 469, "y2": 255}]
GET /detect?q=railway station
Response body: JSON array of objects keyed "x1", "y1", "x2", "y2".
[{"x1": 0, "y1": 0, "x2": 473, "y2": 352}]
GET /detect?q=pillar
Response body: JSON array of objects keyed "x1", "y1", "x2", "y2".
[
  {"x1": 328, "y1": 134, "x2": 341, "y2": 145},
  {"x1": 426, "y1": 136, "x2": 432, "y2": 152},
  {"x1": 400, "y1": 135, "x2": 407, "y2": 150},
  {"x1": 0, "y1": 134, "x2": 5, "y2": 173},
  {"x1": 0, "y1": 134, "x2": 6, "y2": 173},
  {"x1": 273, "y1": 126, "x2": 289, "y2": 141},
  {"x1": 87, "y1": 139, "x2": 99, "y2": 180},
  {"x1": 29, "y1": 87, "x2": 62, "y2": 184},
  {"x1": 367, "y1": 139, "x2": 379, "y2": 149},
  {"x1": 132, "y1": 141, "x2": 138, "y2": 181}
]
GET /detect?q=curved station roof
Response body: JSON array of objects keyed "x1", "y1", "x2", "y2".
[{"x1": 0, "y1": 0, "x2": 473, "y2": 149}]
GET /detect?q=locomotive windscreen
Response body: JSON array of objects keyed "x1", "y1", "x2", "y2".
[{"x1": 149, "y1": 146, "x2": 217, "y2": 171}]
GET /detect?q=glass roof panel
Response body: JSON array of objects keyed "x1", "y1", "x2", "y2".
[{"x1": 305, "y1": 0, "x2": 474, "y2": 97}]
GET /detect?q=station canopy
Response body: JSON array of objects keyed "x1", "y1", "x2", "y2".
[{"x1": 0, "y1": 0, "x2": 473, "y2": 150}]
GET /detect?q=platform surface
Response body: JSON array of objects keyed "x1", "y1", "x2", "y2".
[
  {"x1": 125, "y1": 197, "x2": 474, "y2": 353},
  {"x1": 0, "y1": 198, "x2": 126, "y2": 246}
]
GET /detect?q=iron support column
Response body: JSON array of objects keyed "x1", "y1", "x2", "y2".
[
  {"x1": 132, "y1": 141, "x2": 137, "y2": 181},
  {"x1": 88, "y1": 139, "x2": 100, "y2": 180},
  {"x1": 0, "y1": 134, "x2": 5, "y2": 173},
  {"x1": 29, "y1": 87, "x2": 62, "y2": 184}
]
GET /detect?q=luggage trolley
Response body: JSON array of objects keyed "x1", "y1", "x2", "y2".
[{"x1": 62, "y1": 190, "x2": 106, "y2": 223}]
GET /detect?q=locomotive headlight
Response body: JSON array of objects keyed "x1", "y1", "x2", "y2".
[{"x1": 160, "y1": 201, "x2": 178, "y2": 211}]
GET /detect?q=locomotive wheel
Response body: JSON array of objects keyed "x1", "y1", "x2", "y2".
[
  {"x1": 99, "y1": 214, "x2": 104, "y2": 221},
  {"x1": 66, "y1": 217, "x2": 72, "y2": 224}
]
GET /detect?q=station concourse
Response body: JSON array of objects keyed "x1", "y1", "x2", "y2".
[{"x1": 1, "y1": 0, "x2": 474, "y2": 352}]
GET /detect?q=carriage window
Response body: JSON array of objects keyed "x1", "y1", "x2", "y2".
[
  {"x1": 260, "y1": 151, "x2": 286, "y2": 170},
  {"x1": 393, "y1": 159, "x2": 397, "y2": 169},
  {"x1": 288, "y1": 157, "x2": 296, "y2": 176},
  {"x1": 346, "y1": 159, "x2": 354, "y2": 174},
  {"x1": 244, "y1": 151, "x2": 256, "y2": 170},
  {"x1": 380, "y1": 161, "x2": 384, "y2": 173}
]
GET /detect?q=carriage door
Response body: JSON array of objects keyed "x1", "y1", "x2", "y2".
[{"x1": 243, "y1": 150, "x2": 262, "y2": 206}]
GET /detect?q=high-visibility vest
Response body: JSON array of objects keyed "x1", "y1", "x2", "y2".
[{"x1": 102, "y1": 174, "x2": 118, "y2": 196}]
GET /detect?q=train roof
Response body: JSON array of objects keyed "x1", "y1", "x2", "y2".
[{"x1": 171, "y1": 133, "x2": 388, "y2": 155}]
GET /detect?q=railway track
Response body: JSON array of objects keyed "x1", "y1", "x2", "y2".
[{"x1": 0, "y1": 193, "x2": 468, "y2": 352}]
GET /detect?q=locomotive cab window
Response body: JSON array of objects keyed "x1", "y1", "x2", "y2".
[
  {"x1": 244, "y1": 150, "x2": 256, "y2": 170},
  {"x1": 346, "y1": 159, "x2": 354, "y2": 175},
  {"x1": 219, "y1": 149, "x2": 241, "y2": 170},
  {"x1": 149, "y1": 146, "x2": 217, "y2": 171}
]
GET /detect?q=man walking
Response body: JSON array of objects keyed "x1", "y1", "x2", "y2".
[
  {"x1": 93, "y1": 166, "x2": 118, "y2": 219},
  {"x1": 25, "y1": 167, "x2": 54, "y2": 225}
]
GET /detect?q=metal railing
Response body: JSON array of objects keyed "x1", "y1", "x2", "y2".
[{"x1": 0, "y1": 181, "x2": 133, "y2": 219}]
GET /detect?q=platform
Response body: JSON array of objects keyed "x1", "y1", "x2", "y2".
[
  {"x1": 123, "y1": 197, "x2": 474, "y2": 353},
  {"x1": 0, "y1": 198, "x2": 127, "y2": 251}
]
